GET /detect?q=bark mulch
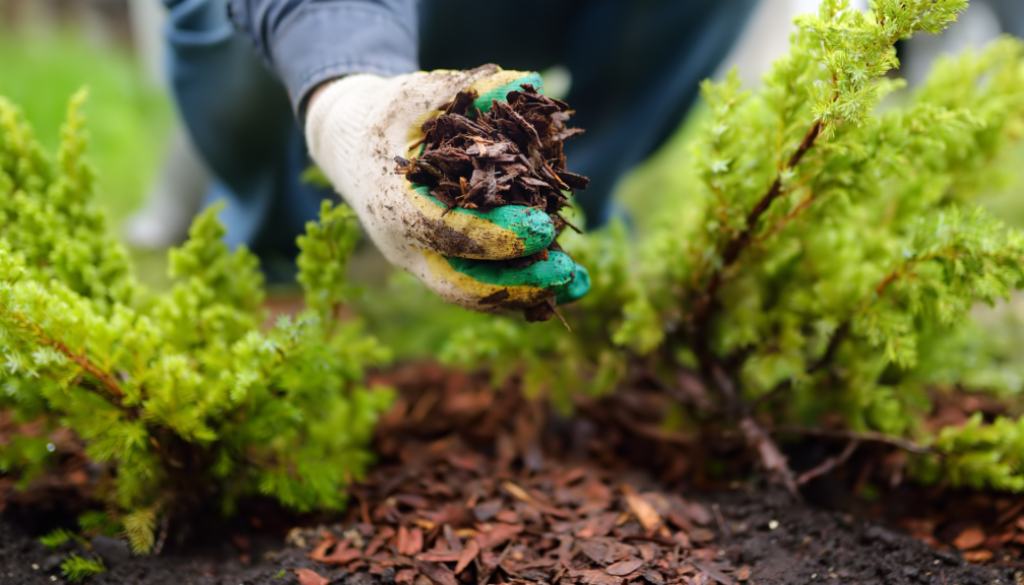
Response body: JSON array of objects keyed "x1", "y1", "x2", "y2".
[
  {"x1": 0, "y1": 364, "x2": 1020, "y2": 585},
  {"x1": 394, "y1": 84, "x2": 589, "y2": 322}
]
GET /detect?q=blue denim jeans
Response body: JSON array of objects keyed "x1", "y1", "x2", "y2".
[{"x1": 163, "y1": 0, "x2": 757, "y2": 268}]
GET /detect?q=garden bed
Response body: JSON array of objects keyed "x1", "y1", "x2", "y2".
[{"x1": 1, "y1": 363, "x2": 1018, "y2": 585}]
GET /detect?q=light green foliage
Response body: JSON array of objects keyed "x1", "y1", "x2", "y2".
[
  {"x1": 0, "y1": 32, "x2": 171, "y2": 227},
  {"x1": 40, "y1": 528, "x2": 77, "y2": 549},
  {"x1": 60, "y1": 554, "x2": 106, "y2": 582},
  {"x1": 443, "y1": 1, "x2": 1024, "y2": 490},
  {"x1": 441, "y1": 219, "x2": 635, "y2": 411},
  {"x1": 298, "y1": 201, "x2": 361, "y2": 321},
  {"x1": 77, "y1": 510, "x2": 121, "y2": 538},
  {"x1": 0, "y1": 95, "x2": 392, "y2": 553}
]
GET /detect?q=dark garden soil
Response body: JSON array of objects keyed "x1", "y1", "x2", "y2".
[{"x1": 1, "y1": 363, "x2": 1021, "y2": 585}]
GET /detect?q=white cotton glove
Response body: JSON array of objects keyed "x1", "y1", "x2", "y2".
[{"x1": 304, "y1": 65, "x2": 590, "y2": 313}]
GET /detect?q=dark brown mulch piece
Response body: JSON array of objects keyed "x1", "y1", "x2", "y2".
[
  {"x1": 394, "y1": 84, "x2": 588, "y2": 321},
  {"x1": 396, "y1": 85, "x2": 586, "y2": 218}
]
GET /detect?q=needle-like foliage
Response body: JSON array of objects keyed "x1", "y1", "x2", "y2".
[
  {"x1": 443, "y1": 1, "x2": 1024, "y2": 490},
  {"x1": 0, "y1": 92, "x2": 393, "y2": 553}
]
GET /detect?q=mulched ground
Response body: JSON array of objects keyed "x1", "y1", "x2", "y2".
[{"x1": 1, "y1": 363, "x2": 1021, "y2": 585}]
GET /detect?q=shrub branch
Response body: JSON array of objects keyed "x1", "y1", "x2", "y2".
[{"x1": 10, "y1": 311, "x2": 124, "y2": 400}]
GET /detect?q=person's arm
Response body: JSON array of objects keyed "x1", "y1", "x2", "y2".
[
  {"x1": 226, "y1": 0, "x2": 419, "y2": 117},
  {"x1": 226, "y1": 1, "x2": 590, "y2": 313}
]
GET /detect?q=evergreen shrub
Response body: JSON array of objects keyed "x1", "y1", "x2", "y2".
[
  {"x1": 443, "y1": 0, "x2": 1024, "y2": 489},
  {"x1": 0, "y1": 90, "x2": 393, "y2": 553}
]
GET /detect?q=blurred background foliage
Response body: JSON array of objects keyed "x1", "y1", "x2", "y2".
[{"x1": 0, "y1": 32, "x2": 172, "y2": 227}]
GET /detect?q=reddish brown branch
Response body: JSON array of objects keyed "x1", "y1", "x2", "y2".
[
  {"x1": 742, "y1": 417, "x2": 799, "y2": 494},
  {"x1": 875, "y1": 270, "x2": 900, "y2": 296},
  {"x1": 53, "y1": 339, "x2": 124, "y2": 399},
  {"x1": 683, "y1": 116, "x2": 827, "y2": 496},
  {"x1": 11, "y1": 312, "x2": 124, "y2": 400},
  {"x1": 690, "y1": 118, "x2": 824, "y2": 333},
  {"x1": 797, "y1": 440, "x2": 859, "y2": 485}
]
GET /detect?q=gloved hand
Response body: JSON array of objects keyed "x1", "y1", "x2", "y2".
[{"x1": 305, "y1": 64, "x2": 590, "y2": 313}]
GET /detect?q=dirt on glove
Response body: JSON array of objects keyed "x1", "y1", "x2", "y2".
[{"x1": 395, "y1": 85, "x2": 588, "y2": 323}]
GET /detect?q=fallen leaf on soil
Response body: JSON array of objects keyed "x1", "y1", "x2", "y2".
[
  {"x1": 953, "y1": 527, "x2": 986, "y2": 550},
  {"x1": 606, "y1": 559, "x2": 644, "y2": 576},
  {"x1": 624, "y1": 486, "x2": 661, "y2": 531},
  {"x1": 455, "y1": 538, "x2": 480, "y2": 574},
  {"x1": 296, "y1": 568, "x2": 330, "y2": 585},
  {"x1": 735, "y1": 566, "x2": 751, "y2": 581},
  {"x1": 962, "y1": 549, "x2": 994, "y2": 563}
]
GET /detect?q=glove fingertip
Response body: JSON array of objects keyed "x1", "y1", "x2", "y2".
[
  {"x1": 471, "y1": 72, "x2": 545, "y2": 113},
  {"x1": 555, "y1": 262, "x2": 590, "y2": 305}
]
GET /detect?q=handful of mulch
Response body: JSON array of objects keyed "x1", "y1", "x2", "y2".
[{"x1": 395, "y1": 84, "x2": 588, "y2": 322}]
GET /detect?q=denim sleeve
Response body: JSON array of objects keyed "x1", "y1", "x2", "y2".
[{"x1": 224, "y1": 0, "x2": 419, "y2": 115}]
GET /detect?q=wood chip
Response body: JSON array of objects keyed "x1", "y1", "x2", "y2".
[
  {"x1": 414, "y1": 560, "x2": 459, "y2": 585},
  {"x1": 569, "y1": 569, "x2": 623, "y2": 585},
  {"x1": 953, "y1": 527, "x2": 986, "y2": 550},
  {"x1": 455, "y1": 538, "x2": 480, "y2": 575},
  {"x1": 688, "y1": 528, "x2": 716, "y2": 543},
  {"x1": 640, "y1": 568, "x2": 665, "y2": 585},
  {"x1": 307, "y1": 533, "x2": 339, "y2": 562},
  {"x1": 415, "y1": 551, "x2": 461, "y2": 562},
  {"x1": 504, "y1": 481, "x2": 570, "y2": 518},
  {"x1": 324, "y1": 546, "x2": 362, "y2": 565},
  {"x1": 694, "y1": 561, "x2": 734, "y2": 585},
  {"x1": 605, "y1": 559, "x2": 644, "y2": 576},
  {"x1": 962, "y1": 549, "x2": 994, "y2": 563},
  {"x1": 624, "y1": 487, "x2": 662, "y2": 531},
  {"x1": 295, "y1": 568, "x2": 330, "y2": 585},
  {"x1": 476, "y1": 523, "x2": 523, "y2": 550}
]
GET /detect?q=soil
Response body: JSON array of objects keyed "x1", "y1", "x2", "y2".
[{"x1": 0, "y1": 364, "x2": 1019, "y2": 585}]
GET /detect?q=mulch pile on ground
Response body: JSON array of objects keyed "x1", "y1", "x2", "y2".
[
  {"x1": 278, "y1": 365, "x2": 1018, "y2": 585},
  {"x1": 1, "y1": 363, "x2": 1022, "y2": 584}
]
